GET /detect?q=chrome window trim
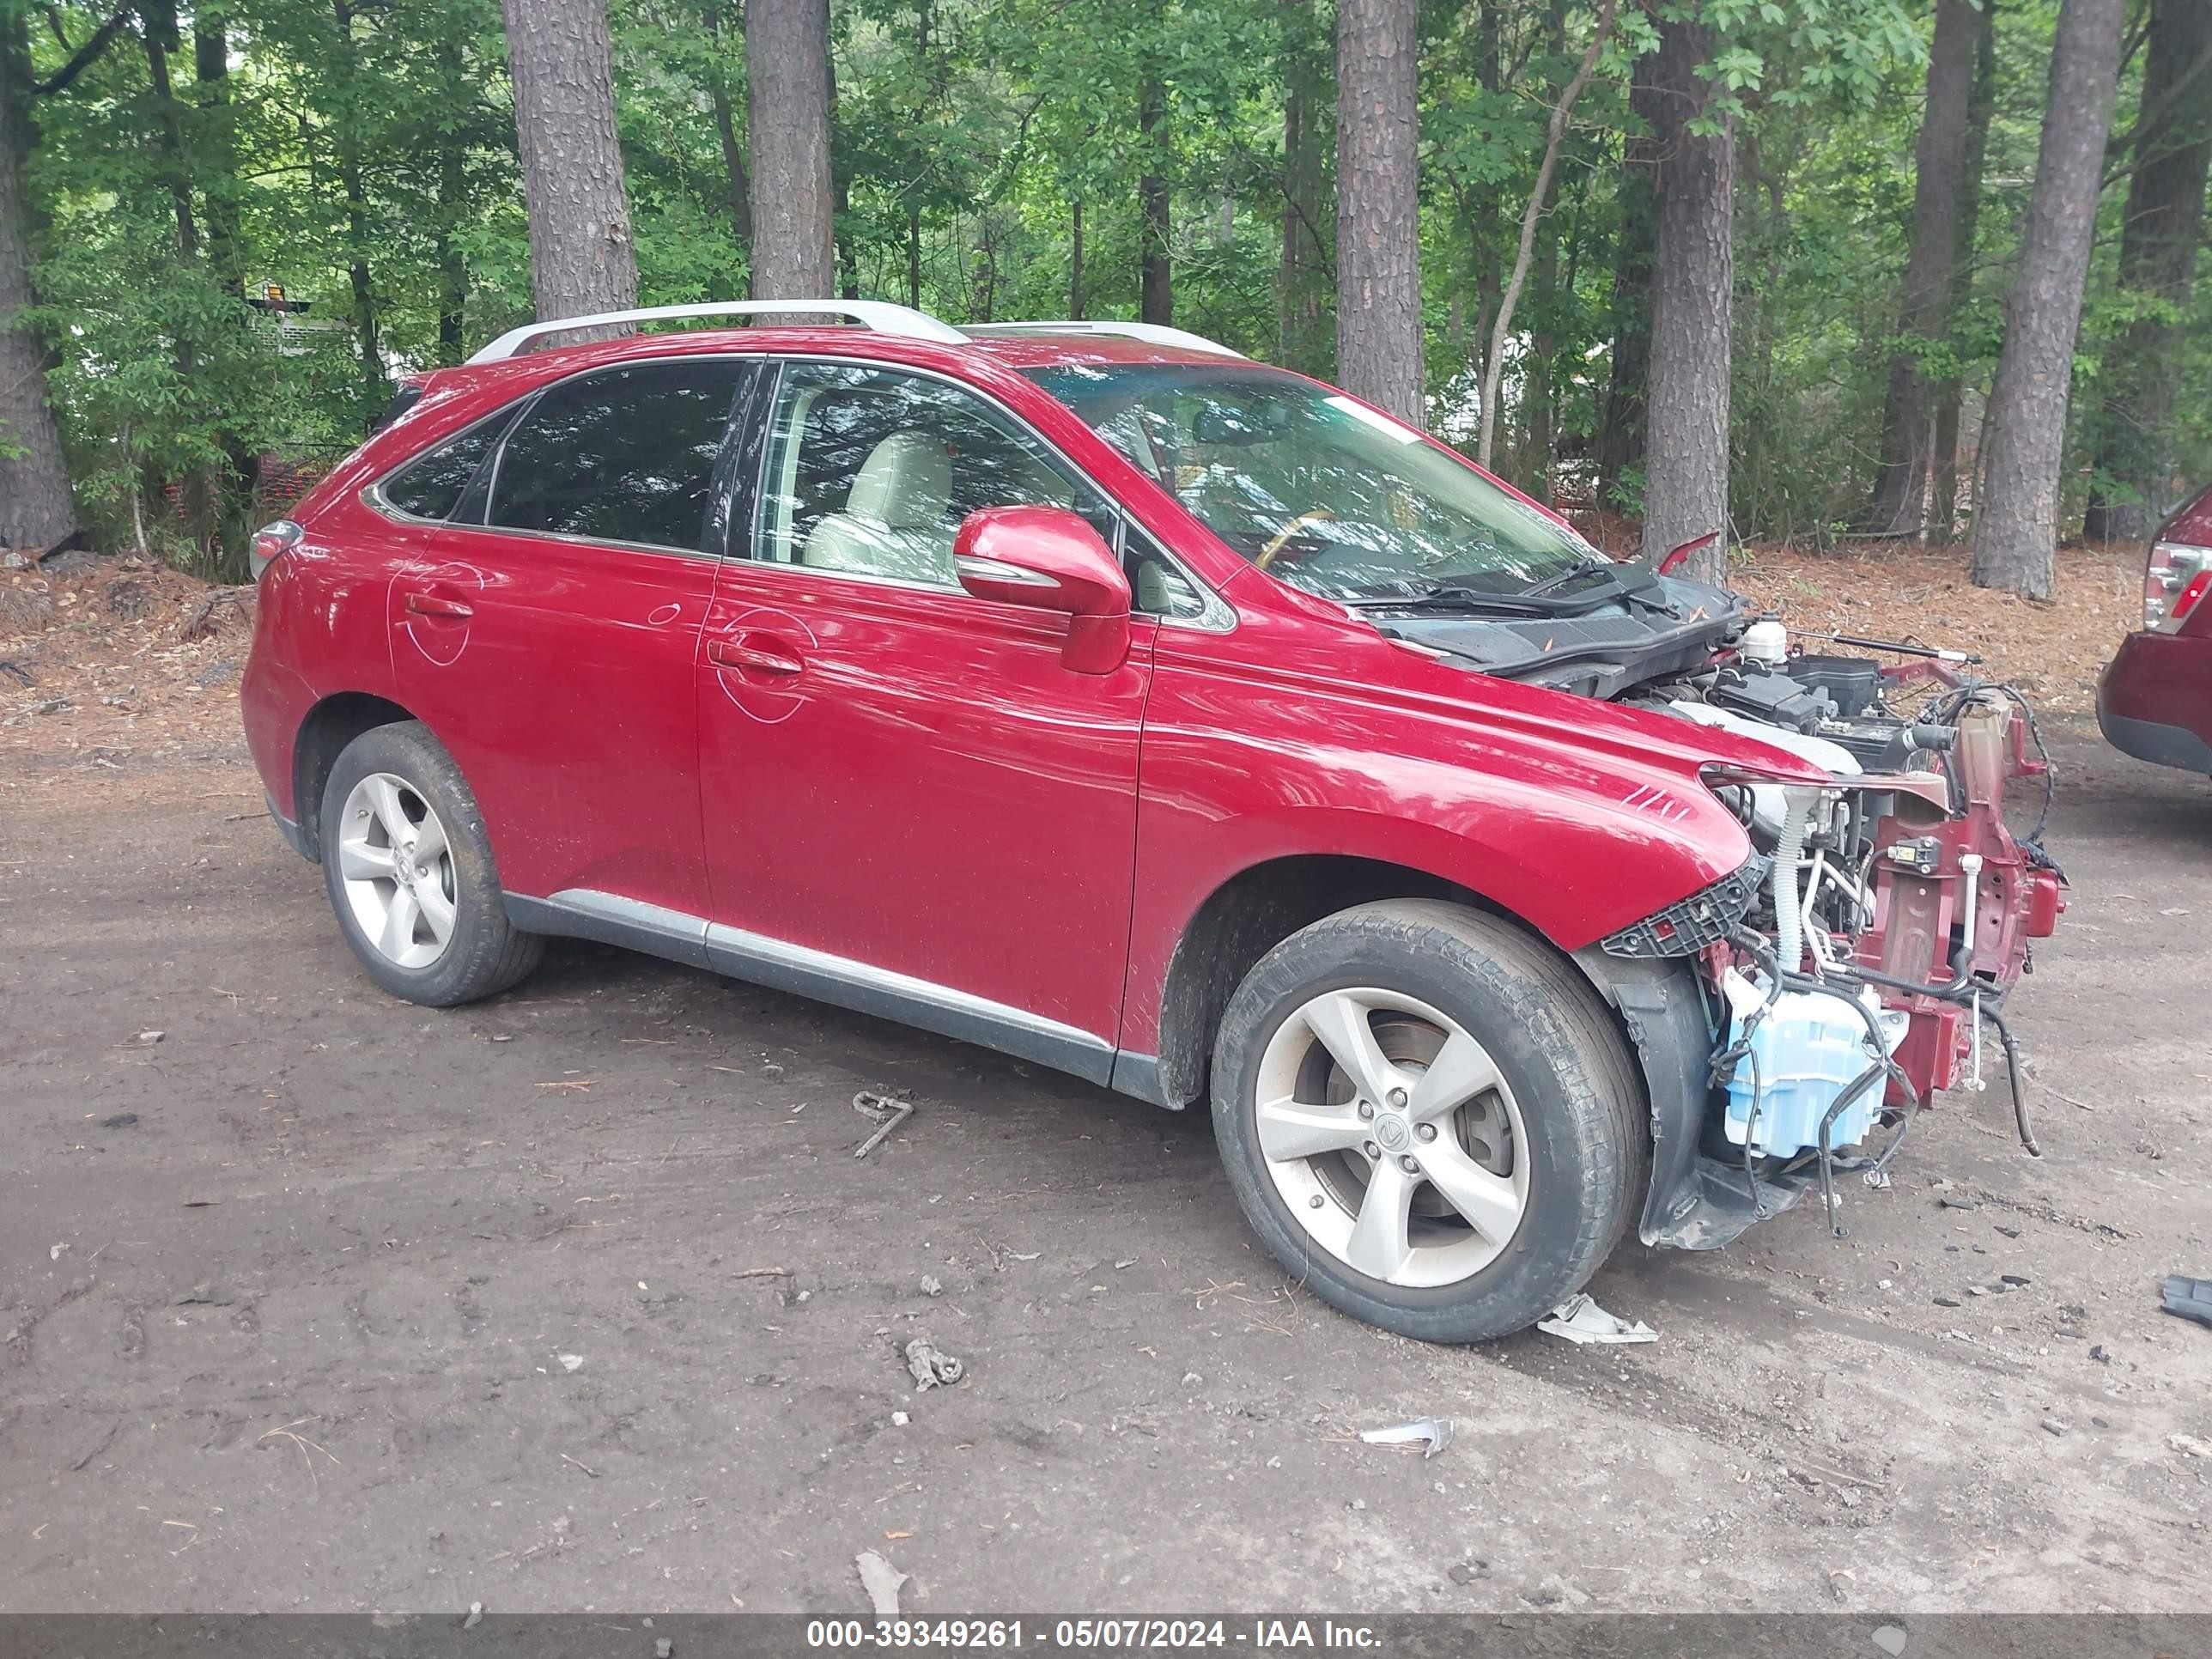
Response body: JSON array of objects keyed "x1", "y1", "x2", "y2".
[{"x1": 750, "y1": 353, "x2": 1237, "y2": 633}]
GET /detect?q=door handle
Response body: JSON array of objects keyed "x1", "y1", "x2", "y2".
[
  {"x1": 708, "y1": 636, "x2": 803, "y2": 676},
  {"x1": 404, "y1": 590, "x2": 474, "y2": 620}
]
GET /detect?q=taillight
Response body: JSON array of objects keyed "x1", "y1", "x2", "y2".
[
  {"x1": 2144, "y1": 539, "x2": 2211, "y2": 632},
  {"x1": 249, "y1": 520, "x2": 303, "y2": 581}
]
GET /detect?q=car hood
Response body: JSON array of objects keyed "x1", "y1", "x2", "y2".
[{"x1": 1374, "y1": 571, "x2": 1744, "y2": 700}]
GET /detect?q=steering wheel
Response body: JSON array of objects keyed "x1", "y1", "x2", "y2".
[{"x1": 1255, "y1": 508, "x2": 1338, "y2": 570}]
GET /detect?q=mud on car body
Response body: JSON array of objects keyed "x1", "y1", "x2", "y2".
[{"x1": 240, "y1": 301, "x2": 2066, "y2": 1344}]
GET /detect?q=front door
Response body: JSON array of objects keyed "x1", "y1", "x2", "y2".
[
  {"x1": 386, "y1": 356, "x2": 754, "y2": 919},
  {"x1": 696, "y1": 360, "x2": 1154, "y2": 1079}
]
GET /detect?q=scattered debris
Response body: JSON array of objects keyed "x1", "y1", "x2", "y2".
[
  {"x1": 1537, "y1": 1292, "x2": 1657, "y2": 1345},
  {"x1": 1115, "y1": 1258, "x2": 1137, "y2": 1270},
  {"x1": 2001, "y1": 1273, "x2": 2031, "y2": 1287},
  {"x1": 1933, "y1": 1294, "x2": 1960, "y2": 1308},
  {"x1": 855, "y1": 1549, "x2": 908, "y2": 1617},
  {"x1": 731, "y1": 1267, "x2": 791, "y2": 1280},
  {"x1": 891, "y1": 1411, "x2": 910, "y2": 1427},
  {"x1": 556, "y1": 1354, "x2": 583, "y2": 1373},
  {"x1": 853, "y1": 1091, "x2": 915, "y2": 1159},
  {"x1": 1360, "y1": 1418, "x2": 1453, "y2": 1459},
  {"x1": 919, "y1": 1274, "x2": 943, "y2": 1297},
  {"x1": 2040, "y1": 1418, "x2": 2068, "y2": 1437},
  {"x1": 462, "y1": 1602, "x2": 484, "y2": 1632},
  {"x1": 1996, "y1": 1224, "x2": 2021, "y2": 1238},
  {"x1": 1528, "y1": 1574, "x2": 1590, "y2": 1609},
  {"x1": 1871, "y1": 1626, "x2": 1908, "y2": 1656},
  {"x1": 2160, "y1": 1273, "x2": 2212, "y2": 1331},
  {"x1": 137, "y1": 1030, "x2": 164, "y2": 1045},
  {"x1": 1939, "y1": 1194, "x2": 1977, "y2": 1211},
  {"x1": 47, "y1": 1243, "x2": 65, "y2": 1261},
  {"x1": 1447, "y1": 1561, "x2": 1488, "y2": 1584},
  {"x1": 2169, "y1": 1435, "x2": 2211, "y2": 1460},
  {"x1": 904, "y1": 1335, "x2": 964, "y2": 1392},
  {"x1": 2090, "y1": 1345, "x2": 2112, "y2": 1364},
  {"x1": 655, "y1": 1639, "x2": 673, "y2": 1659},
  {"x1": 98, "y1": 1112, "x2": 138, "y2": 1129},
  {"x1": 1182, "y1": 1371, "x2": 1204, "y2": 1387}
]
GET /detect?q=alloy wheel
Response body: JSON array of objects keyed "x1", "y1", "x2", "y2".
[
  {"x1": 1255, "y1": 987, "x2": 1528, "y2": 1288},
  {"x1": 334, "y1": 772, "x2": 458, "y2": 969}
]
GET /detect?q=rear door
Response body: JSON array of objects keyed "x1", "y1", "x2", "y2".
[{"x1": 385, "y1": 356, "x2": 756, "y2": 919}]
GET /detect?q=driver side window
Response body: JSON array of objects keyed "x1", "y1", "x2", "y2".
[{"x1": 754, "y1": 362, "x2": 1115, "y2": 587}]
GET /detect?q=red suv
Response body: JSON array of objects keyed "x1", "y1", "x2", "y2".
[
  {"x1": 242, "y1": 301, "x2": 2061, "y2": 1342},
  {"x1": 2099, "y1": 482, "x2": 2212, "y2": 775}
]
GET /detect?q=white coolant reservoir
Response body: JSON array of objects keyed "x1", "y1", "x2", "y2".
[
  {"x1": 1720, "y1": 969, "x2": 1909, "y2": 1158},
  {"x1": 1740, "y1": 617, "x2": 1788, "y2": 665}
]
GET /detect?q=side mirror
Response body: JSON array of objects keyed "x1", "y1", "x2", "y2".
[{"x1": 953, "y1": 505, "x2": 1133, "y2": 674}]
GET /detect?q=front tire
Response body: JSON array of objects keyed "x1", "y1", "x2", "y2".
[
  {"x1": 1210, "y1": 899, "x2": 1647, "y2": 1343},
  {"x1": 318, "y1": 720, "x2": 542, "y2": 1006}
]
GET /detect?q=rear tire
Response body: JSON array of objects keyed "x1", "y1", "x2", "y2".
[
  {"x1": 318, "y1": 720, "x2": 542, "y2": 1006},
  {"x1": 1209, "y1": 898, "x2": 1647, "y2": 1343}
]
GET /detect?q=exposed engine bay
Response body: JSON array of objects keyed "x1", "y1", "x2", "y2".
[{"x1": 1376, "y1": 568, "x2": 2067, "y2": 1243}]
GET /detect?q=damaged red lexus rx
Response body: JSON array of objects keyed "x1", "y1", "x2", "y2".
[{"x1": 240, "y1": 302, "x2": 2065, "y2": 1342}]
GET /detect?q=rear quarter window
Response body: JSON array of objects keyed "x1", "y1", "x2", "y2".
[{"x1": 377, "y1": 410, "x2": 517, "y2": 522}]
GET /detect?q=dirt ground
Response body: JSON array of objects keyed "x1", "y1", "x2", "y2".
[{"x1": 2, "y1": 551, "x2": 2209, "y2": 1617}]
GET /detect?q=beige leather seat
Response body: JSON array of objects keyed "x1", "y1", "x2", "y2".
[{"x1": 801, "y1": 431, "x2": 956, "y2": 584}]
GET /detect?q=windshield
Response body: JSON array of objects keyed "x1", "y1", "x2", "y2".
[{"x1": 1024, "y1": 362, "x2": 1601, "y2": 602}]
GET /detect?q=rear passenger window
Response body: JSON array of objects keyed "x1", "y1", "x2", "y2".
[
  {"x1": 488, "y1": 360, "x2": 748, "y2": 552},
  {"x1": 379, "y1": 412, "x2": 513, "y2": 521}
]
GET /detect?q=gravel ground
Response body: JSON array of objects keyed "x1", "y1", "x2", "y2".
[{"x1": 2, "y1": 697, "x2": 2209, "y2": 1615}]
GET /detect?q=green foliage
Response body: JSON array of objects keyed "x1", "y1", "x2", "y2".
[{"x1": 3, "y1": 0, "x2": 2194, "y2": 567}]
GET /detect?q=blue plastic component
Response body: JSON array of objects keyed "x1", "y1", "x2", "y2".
[{"x1": 1721, "y1": 975, "x2": 1889, "y2": 1158}]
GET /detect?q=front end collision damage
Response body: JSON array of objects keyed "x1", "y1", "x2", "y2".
[{"x1": 1585, "y1": 667, "x2": 2061, "y2": 1252}]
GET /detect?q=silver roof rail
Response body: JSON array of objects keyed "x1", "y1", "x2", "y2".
[
  {"x1": 963, "y1": 320, "x2": 1246, "y2": 359},
  {"x1": 467, "y1": 300, "x2": 969, "y2": 364}
]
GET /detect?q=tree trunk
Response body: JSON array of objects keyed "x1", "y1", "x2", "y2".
[
  {"x1": 330, "y1": 0, "x2": 387, "y2": 400},
  {"x1": 437, "y1": 137, "x2": 469, "y2": 364},
  {"x1": 1971, "y1": 0, "x2": 2128, "y2": 598},
  {"x1": 142, "y1": 1, "x2": 199, "y2": 262},
  {"x1": 1069, "y1": 198, "x2": 1084, "y2": 318},
  {"x1": 1278, "y1": 0, "x2": 1333, "y2": 375},
  {"x1": 1866, "y1": 0, "x2": 1983, "y2": 535},
  {"x1": 705, "y1": 2, "x2": 754, "y2": 269},
  {"x1": 1335, "y1": 0, "x2": 1422, "y2": 422},
  {"x1": 1640, "y1": 16, "x2": 1733, "y2": 581},
  {"x1": 1476, "y1": 0, "x2": 1614, "y2": 471},
  {"x1": 1595, "y1": 53, "x2": 1664, "y2": 510},
  {"x1": 0, "y1": 50, "x2": 75, "y2": 550},
  {"x1": 195, "y1": 9, "x2": 245, "y2": 300},
  {"x1": 2081, "y1": 0, "x2": 2212, "y2": 540},
  {"x1": 1139, "y1": 75, "x2": 1173, "y2": 325},
  {"x1": 746, "y1": 0, "x2": 836, "y2": 301},
  {"x1": 501, "y1": 0, "x2": 640, "y2": 319},
  {"x1": 1524, "y1": 202, "x2": 1559, "y2": 497},
  {"x1": 1929, "y1": 0, "x2": 1998, "y2": 541}
]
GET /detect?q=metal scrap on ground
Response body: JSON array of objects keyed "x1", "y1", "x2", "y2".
[
  {"x1": 904, "y1": 1334, "x2": 964, "y2": 1391},
  {"x1": 1537, "y1": 1292, "x2": 1659, "y2": 1346},
  {"x1": 1359, "y1": 1417, "x2": 1454, "y2": 1459}
]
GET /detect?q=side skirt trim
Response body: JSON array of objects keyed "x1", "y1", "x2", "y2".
[{"x1": 503, "y1": 888, "x2": 1115, "y2": 1086}]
